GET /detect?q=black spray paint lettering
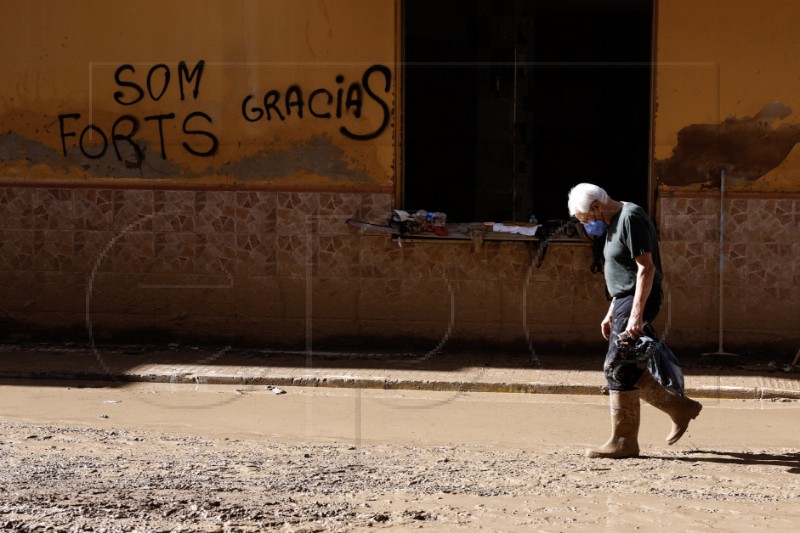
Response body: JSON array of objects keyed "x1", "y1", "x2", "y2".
[
  {"x1": 56, "y1": 59, "x2": 217, "y2": 162},
  {"x1": 241, "y1": 64, "x2": 391, "y2": 140},
  {"x1": 114, "y1": 60, "x2": 206, "y2": 105},
  {"x1": 341, "y1": 65, "x2": 391, "y2": 141},
  {"x1": 58, "y1": 111, "x2": 218, "y2": 160},
  {"x1": 242, "y1": 78, "x2": 359, "y2": 122},
  {"x1": 55, "y1": 59, "x2": 389, "y2": 169},
  {"x1": 181, "y1": 111, "x2": 218, "y2": 157}
]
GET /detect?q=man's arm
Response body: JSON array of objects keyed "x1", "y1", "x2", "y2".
[
  {"x1": 624, "y1": 251, "x2": 656, "y2": 338},
  {"x1": 601, "y1": 298, "x2": 615, "y2": 340}
]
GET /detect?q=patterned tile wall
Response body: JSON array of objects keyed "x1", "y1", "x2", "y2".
[
  {"x1": 0, "y1": 187, "x2": 636, "y2": 351},
  {"x1": 658, "y1": 196, "x2": 800, "y2": 349}
]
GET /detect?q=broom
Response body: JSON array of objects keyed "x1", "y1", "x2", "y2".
[{"x1": 700, "y1": 169, "x2": 739, "y2": 366}]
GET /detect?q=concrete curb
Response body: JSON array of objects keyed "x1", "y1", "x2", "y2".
[
  {"x1": 2, "y1": 369, "x2": 799, "y2": 400},
  {"x1": 687, "y1": 386, "x2": 759, "y2": 400}
]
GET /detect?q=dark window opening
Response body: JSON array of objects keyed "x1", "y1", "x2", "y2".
[{"x1": 403, "y1": 0, "x2": 654, "y2": 223}]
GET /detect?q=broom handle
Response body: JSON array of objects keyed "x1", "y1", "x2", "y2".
[{"x1": 718, "y1": 169, "x2": 725, "y2": 353}]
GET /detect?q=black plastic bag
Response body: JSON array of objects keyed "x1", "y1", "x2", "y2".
[{"x1": 617, "y1": 334, "x2": 686, "y2": 396}]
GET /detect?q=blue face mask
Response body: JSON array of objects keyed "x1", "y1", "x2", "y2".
[{"x1": 582, "y1": 220, "x2": 608, "y2": 237}]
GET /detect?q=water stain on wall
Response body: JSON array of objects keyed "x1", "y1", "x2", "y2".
[
  {"x1": 1, "y1": 129, "x2": 374, "y2": 185},
  {"x1": 656, "y1": 102, "x2": 800, "y2": 187},
  {"x1": 0, "y1": 132, "x2": 62, "y2": 168},
  {"x1": 0, "y1": 131, "x2": 188, "y2": 180},
  {"x1": 221, "y1": 134, "x2": 371, "y2": 182}
]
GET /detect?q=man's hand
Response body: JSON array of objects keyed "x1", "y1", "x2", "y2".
[
  {"x1": 622, "y1": 314, "x2": 645, "y2": 339},
  {"x1": 601, "y1": 314, "x2": 613, "y2": 340}
]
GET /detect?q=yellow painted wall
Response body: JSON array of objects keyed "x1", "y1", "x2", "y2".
[
  {"x1": 654, "y1": 0, "x2": 800, "y2": 193},
  {"x1": 0, "y1": 0, "x2": 397, "y2": 190}
]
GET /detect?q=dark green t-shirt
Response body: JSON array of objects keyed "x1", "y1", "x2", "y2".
[{"x1": 603, "y1": 202, "x2": 663, "y2": 298}]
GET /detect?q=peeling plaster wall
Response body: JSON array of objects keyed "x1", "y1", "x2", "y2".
[
  {"x1": 653, "y1": 0, "x2": 800, "y2": 351},
  {"x1": 0, "y1": 0, "x2": 396, "y2": 190},
  {"x1": 654, "y1": 0, "x2": 800, "y2": 193}
]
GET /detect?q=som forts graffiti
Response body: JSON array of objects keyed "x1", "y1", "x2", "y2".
[{"x1": 58, "y1": 60, "x2": 217, "y2": 164}]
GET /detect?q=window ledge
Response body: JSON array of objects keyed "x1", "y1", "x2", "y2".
[
  {"x1": 348, "y1": 219, "x2": 591, "y2": 245},
  {"x1": 391, "y1": 223, "x2": 590, "y2": 245}
]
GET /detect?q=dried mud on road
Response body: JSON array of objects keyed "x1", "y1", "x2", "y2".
[
  {"x1": 2, "y1": 418, "x2": 799, "y2": 532},
  {"x1": 1, "y1": 382, "x2": 800, "y2": 531}
]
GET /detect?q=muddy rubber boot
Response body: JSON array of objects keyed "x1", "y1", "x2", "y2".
[
  {"x1": 585, "y1": 390, "x2": 640, "y2": 459},
  {"x1": 636, "y1": 370, "x2": 702, "y2": 445}
]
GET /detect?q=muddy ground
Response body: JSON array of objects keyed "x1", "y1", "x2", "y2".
[{"x1": 0, "y1": 382, "x2": 798, "y2": 532}]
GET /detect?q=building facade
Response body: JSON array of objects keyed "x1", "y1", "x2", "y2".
[{"x1": 1, "y1": 0, "x2": 798, "y2": 356}]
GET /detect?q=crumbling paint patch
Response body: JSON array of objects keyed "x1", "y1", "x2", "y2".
[
  {"x1": 221, "y1": 133, "x2": 371, "y2": 182},
  {"x1": 656, "y1": 102, "x2": 800, "y2": 187},
  {"x1": 0, "y1": 131, "x2": 189, "y2": 180},
  {"x1": 0, "y1": 132, "x2": 62, "y2": 168},
  {"x1": 1, "y1": 130, "x2": 379, "y2": 186}
]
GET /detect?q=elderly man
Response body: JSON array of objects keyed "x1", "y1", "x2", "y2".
[{"x1": 568, "y1": 183, "x2": 702, "y2": 458}]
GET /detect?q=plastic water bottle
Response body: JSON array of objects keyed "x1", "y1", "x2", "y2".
[
  {"x1": 429, "y1": 212, "x2": 447, "y2": 227},
  {"x1": 413, "y1": 210, "x2": 428, "y2": 226}
]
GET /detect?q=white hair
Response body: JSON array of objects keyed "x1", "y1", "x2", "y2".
[{"x1": 567, "y1": 183, "x2": 609, "y2": 215}]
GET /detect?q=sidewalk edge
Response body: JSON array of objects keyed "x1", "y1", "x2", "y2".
[{"x1": 2, "y1": 370, "x2": 798, "y2": 400}]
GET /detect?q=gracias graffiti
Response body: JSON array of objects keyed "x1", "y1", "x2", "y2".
[
  {"x1": 57, "y1": 60, "x2": 218, "y2": 163},
  {"x1": 241, "y1": 64, "x2": 391, "y2": 141}
]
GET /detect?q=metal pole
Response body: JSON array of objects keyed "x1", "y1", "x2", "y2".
[
  {"x1": 700, "y1": 168, "x2": 739, "y2": 364},
  {"x1": 718, "y1": 169, "x2": 725, "y2": 353}
]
